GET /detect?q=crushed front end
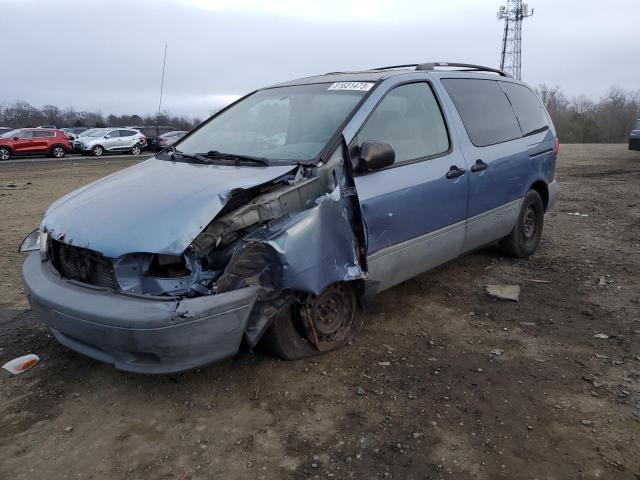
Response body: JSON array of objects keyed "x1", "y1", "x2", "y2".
[{"x1": 22, "y1": 146, "x2": 366, "y2": 373}]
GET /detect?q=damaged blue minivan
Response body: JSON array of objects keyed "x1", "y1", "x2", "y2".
[{"x1": 21, "y1": 62, "x2": 559, "y2": 374}]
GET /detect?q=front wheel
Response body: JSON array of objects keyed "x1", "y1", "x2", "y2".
[
  {"x1": 0, "y1": 147, "x2": 10, "y2": 161},
  {"x1": 499, "y1": 189, "x2": 544, "y2": 258},
  {"x1": 262, "y1": 282, "x2": 361, "y2": 360},
  {"x1": 131, "y1": 145, "x2": 142, "y2": 156},
  {"x1": 51, "y1": 145, "x2": 66, "y2": 158},
  {"x1": 91, "y1": 145, "x2": 103, "y2": 157}
]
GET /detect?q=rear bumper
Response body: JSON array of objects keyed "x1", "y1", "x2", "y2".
[
  {"x1": 22, "y1": 252, "x2": 259, "y2": 374},
  {"x1": 547, "y1": 179, "x2": 559, "y2": 211}
]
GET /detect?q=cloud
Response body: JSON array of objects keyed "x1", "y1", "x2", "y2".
[{"x1": 0, "y1": 0, "x2": 638, "y2": 118}]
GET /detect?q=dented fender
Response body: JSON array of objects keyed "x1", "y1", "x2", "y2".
[{"x1": 218, "y1": 187, "x2": 365, "y2": 297}]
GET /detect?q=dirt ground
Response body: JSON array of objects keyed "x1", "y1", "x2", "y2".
[{"x1": 0, "y1": 144, "x2": 639, "y2": 480}]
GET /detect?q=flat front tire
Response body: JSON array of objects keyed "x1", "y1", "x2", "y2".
[
  {"x1": 262, "y1": 282, "x2": 362, "y2": 360},
  {"x1": 499, "y1": 189, "x2": 544, "y2": 258}
]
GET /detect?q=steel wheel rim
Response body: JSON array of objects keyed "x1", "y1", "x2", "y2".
[
  {"x1": 301, "y1": 283, "x2": 356, "y2": 351},
  {"x1": 523, "y1": 204, "x2": 538, "y2": 241}
]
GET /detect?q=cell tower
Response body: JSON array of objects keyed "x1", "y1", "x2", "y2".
[{"x1": 497, "y1": 1, "x2": 534, "y2": 80}]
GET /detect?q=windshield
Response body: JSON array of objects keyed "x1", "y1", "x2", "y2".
[
  {"x1": 175, "y1": 83, "x2": 370, "y2": 163},
  {"x1": 0, "y1": 129, "x2": 20, "y2": 138},
  {"x1": 83, "y1": 129, "x2": 106, "y2": 137}
]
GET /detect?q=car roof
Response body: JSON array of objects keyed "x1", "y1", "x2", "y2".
[{"x1": 267, "y1": 62, "x2": 517, "y2": 89}]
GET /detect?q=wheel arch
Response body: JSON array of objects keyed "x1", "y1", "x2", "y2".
[{"x1": 529, "y1": 180, "x2": 549, "y2": 211}]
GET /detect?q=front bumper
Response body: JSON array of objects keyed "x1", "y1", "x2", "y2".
[
  {"x1": 22, "y1": 252, "x2": 259, "y2": 374},
  {"x1": 629, "y1": 138, "x2": 640, "y2": 151}
]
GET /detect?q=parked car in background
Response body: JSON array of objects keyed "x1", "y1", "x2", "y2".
[
  {"x1": 61, "y1": 127, "x2": 89, "y2": 140},
  {"x1": 151, "y1": 130, "x2": 188, "y2": 151},
  {"x1": 37, "y1": 125, "x2": 57, "y2": 129},
  {"x1": 132, "y1": 125, "x2": 177, "y2": 150},
  {"x1": 73, "y1": 128, "x2": 146, "y2": 156},
  {"x1": 629, "y1": 119, "x2": 640, "y2": 151},
  {"x1": 0, "y1": 128, "x2": 71, "y2": 160},
  {"x1": 20, "y1": 62, "x2": 558, "y2": 373}
]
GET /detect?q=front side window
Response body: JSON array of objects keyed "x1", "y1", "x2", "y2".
[
  {"x1": 176, "y1": 83, "x2": 368, "y2": 163},
  {"x1": 442, "y1": 78, "x2": 522, "y2": 147},
  {"x1": 355, "y1": 82, "x2": 449, "y2": 165},
  {"x1": 500, "y1": 82, "x2": 549, "y2": 136},
  {"x1": 16, "y1": 131, "x2": 34, "y2": 139}
]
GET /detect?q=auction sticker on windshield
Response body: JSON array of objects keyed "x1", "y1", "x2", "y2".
[{"x1": 328, "y1": 82, "x2": 374, "y2": 91}]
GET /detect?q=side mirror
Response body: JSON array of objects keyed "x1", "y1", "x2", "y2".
[
  {"x1": 104, "y1": 134, "x2": 111, "y2": 139},
  {"x1": 12, "y1": 136, "x2": 19, "y2": 140},
  {"x1": 354, "y1": 141, "x2": 395, "y2": 173}
]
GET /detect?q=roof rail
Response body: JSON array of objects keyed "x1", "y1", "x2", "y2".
[{"x1": 372, "y1": 62, "x2": 511, "y2": 77}]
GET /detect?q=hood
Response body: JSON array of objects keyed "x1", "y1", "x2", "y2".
[{"x1": 42, "y1": 158, "x2": 295, "y2": 258}]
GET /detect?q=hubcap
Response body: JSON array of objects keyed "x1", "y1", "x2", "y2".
[
  {"x1": 300, "y1": 283, "x2": 356, "y2": 351},
  {"x1": 523, "y1": 205, "x2": 538, "y2": 240}
]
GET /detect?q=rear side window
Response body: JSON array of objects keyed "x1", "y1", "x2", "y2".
[
  {"x1": 442, "y1": 78, "x2": 521, "y2": 147},
  {"x1": 107, "y1": 130, "x2": 120, "y2": 138},
  {"x1": 119, "y1": 130, "x2": 137, "y2": 137},
  {"x1": 33, "y1": 130, "x2": 50, "y2": 137},
  {"x1": 500, "y1": 82, "x2": 549, "y2": 136},
  {"x1": 356, "y1": 82, "x2": 449, "y2": 165}
]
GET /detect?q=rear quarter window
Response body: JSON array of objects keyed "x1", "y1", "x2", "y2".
[
  {"x1": 500, "y1": 82, "x2": 549, "y2": 136},
  {"x1": 442, "y1": 78, "x2": 522, "y2": 147}
]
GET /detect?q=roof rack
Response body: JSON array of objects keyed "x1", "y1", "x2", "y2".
[{"x1": 372, "y1": 62, "x2": 511, "y2": 77}]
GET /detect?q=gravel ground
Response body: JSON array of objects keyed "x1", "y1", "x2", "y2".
[{"x1": 0, "y1": 144, "x2": 639, "y2": 480}]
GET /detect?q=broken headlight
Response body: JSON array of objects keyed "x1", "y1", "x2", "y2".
[{"x1": 19, "y1": 228, "x2": 48, "y2": 256}]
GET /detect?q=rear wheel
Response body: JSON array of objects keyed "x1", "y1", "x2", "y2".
[
  {"x1": 131, "y1": 145, "x2": 142, "y2": 156},
  {"x1": 0, "y1": 147, "x2": 10, "y2": 161},
  {"x1": 499, "y1": 189, "x2": 544, "y2": 258},
  {"x1": 91, "y1": 145, "x2": 103, "y2": 157},
  {"x1": 262, "y1": 282, "x2": 361, "y2": 360},
  {"x1": 51, "y1": 145, "x2": 66, "y2": 158}
]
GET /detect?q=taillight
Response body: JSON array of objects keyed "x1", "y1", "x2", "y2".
[{"x1": 554, "y1": 138, "x2": 560, "y2": 156}]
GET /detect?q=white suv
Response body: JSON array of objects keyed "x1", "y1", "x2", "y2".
[{"x1": 74, "y1": 128, "x2": 146, "y2": 156}]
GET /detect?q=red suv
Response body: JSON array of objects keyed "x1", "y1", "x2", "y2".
[{"x1": 0, "y1": 129, "x2": 72, "y2": 161}]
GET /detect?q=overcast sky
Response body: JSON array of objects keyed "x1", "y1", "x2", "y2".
[{"x1": 2, "y1": 0, "x2": 638, "y2": 119}]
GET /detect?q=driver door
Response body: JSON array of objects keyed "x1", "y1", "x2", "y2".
[
  {"x1": 103, "y1": 130, "x2": 120, "y2": 151},
  {"x1": 351, "y1": 82, "x2": 469, "y2": 293}
]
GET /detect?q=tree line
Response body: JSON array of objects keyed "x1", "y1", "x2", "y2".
[
  {"x1": 1, "y1": 86, "x2": 639, "y2": 143},
  {"x1": 0, "y1": 101, "x2": 202, "y2": 131},
  {"x1": 535, "y1": 85, "x2": 638, "y2": 143}
]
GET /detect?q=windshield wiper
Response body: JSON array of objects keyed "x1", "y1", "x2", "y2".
[
  {"x1": 199, "y1": 150, "x2": 271, "y2": 166},
  {"x1": 159, "y1": 145, "x2": 206, "y2": 163}
]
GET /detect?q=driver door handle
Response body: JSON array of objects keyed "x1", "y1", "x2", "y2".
[
  {"x1": 446, "y1": 165, "x2": 466, "y2": 179},
  {"x1": 471, "y1": 159, "x2": 488, "y2": 172}
]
